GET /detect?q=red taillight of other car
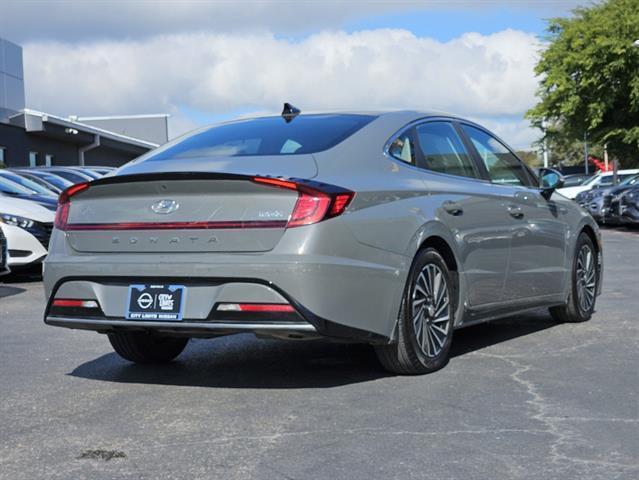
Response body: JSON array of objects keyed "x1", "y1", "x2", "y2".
[{"x1": 54, "y1": 182, "x2": 91, "y2": 231}]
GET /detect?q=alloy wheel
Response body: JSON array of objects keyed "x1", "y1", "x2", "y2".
[
  {"x1": 576, "y1": 244, "x2": 596, "y2": 313},
  {"x1": 412, "y1": 263, "x2": 450, "y2": 358}
]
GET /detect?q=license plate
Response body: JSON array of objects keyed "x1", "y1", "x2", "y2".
[{"x1": 126, "y1": 284, "x2": 186, "y2": 321}]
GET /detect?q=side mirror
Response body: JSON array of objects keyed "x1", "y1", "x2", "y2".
[{"x1": 538, "y1": 168, "x2": 564, "y2": 200}]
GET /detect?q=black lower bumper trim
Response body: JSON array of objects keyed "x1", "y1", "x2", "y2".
[{"x1": 45, "y1": 316, "x2": 319, "y2": 337}]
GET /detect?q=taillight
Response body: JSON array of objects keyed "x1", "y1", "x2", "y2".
[
  {"x1": 252, "y1": 177, "x2": 354, "y2": 228},
  {"x1": 52, "y1": 299, "x2": 99, "y2": 308},
  {"x1": 216, "y1": 303, "x2": 295, "y2": 312},
  {"x1": 54, "y1": 182, "x2": 90, "y2": 231}
]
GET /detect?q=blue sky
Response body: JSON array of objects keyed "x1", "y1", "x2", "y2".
[{"x1": 343, "y1": 6, "x2": 566, "y2": 40}]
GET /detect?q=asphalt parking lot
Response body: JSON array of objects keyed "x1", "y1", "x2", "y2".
[{"x1": 1, "y1": 227, "x2": 637, "y2": 480}]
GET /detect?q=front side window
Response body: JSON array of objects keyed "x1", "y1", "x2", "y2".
[
  {"x1": 414, "y1": 122, "x2": 477, "y2": 179},
  {"x1": 141, "y1": 114, "x2": 376, "y2": 162},
  {"x1": 462, "y1": 125, "x2": 530, "y2": 186}
]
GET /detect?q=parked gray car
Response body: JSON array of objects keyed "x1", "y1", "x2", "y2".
[{"x1": 43, "y1": 110, "x2": 603, "y2": 374}]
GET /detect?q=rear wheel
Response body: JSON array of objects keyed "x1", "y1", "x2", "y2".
[
  {"x1": 550, "y1": 232, "x2": 598, "y2": 323},
  {"x1": 108, "y1": 332, "x2": 189, "y2": 363},
  {"x1": 375, "y1": 248, "x2": 455, "y2": 375}
]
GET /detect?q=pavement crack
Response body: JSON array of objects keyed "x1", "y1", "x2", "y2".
[
  {"x1": 474, "y1": 351, "x2": 639, "y2": 475},
  {"x1": 146, "y1": 426, "x2": 548, "y2": 450}
]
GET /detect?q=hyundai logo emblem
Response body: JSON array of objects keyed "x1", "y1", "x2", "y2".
[{"x1": 151, "y1": 199, "x2": 180, "y2": 214}]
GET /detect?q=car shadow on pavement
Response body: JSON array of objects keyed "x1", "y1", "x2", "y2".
[
  {"x1": 1, "y1": 267, "x2": 43, "y2": 285},
  {"x1": 69, "y1": 309, "x2": 557, "y2": 389},
  {"x1": 450, "y1": 309, "x2": 556, "y2": 358},
  {"x1": 0, "y1": 285, "x2": 26, "y2": 298},
  {"x1": 70, "y1": 335, "x2": 388, "y2": 389}
]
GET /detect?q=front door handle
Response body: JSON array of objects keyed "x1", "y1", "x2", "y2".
[
  {"x1": 443, "y1": 201, "x2": 463, "y2": 216},
  {"x1": 507, "y1": 205, "x2": 524, "y2": 219}
]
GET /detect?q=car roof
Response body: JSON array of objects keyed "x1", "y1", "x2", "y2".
[
  {"x1": 597, "y1": 169, "x2": 639, "y2": 176},
  {"x1": 237, "y1": 109, "x2": 463, "y2": 123}
]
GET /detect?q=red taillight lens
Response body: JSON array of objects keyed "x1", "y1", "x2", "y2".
[
  {"x1": 55, "y1": 182, "x2": 90, "y2": 231},
  {"x1": 252, "y1": 177, "x2": 354, "y2": 228},
  {"x1": 329, "y1": 193, "x2": 353, "y2": 218},
  {"x1": 216, "y1": 303, "x2": 295, "y2": 312},
  {"x1": 289, "y1": 190, "x2": 332, "y2": 227},
  {"x1": 52, "y1": 298, "x2": 99, "y2": 308}
]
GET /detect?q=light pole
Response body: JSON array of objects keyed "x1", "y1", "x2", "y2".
[
  {"x1": 584, "y1": 130, "x2": 589, "y2": 175},
  {"x1": 541, "y1": 119, "x2": 549, "y2": 168}
]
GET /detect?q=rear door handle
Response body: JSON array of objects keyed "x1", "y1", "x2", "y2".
[
  {"x1": 443, "y1": 201, "x2": 463, "y2": 216},
  {"x1": 507, "y1": 205, "x2": 524, "y2": 219}
]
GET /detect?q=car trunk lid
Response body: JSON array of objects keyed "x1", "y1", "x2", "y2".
[{"x1": 64, "y1": 173, "x2": 300, "y2": 253}]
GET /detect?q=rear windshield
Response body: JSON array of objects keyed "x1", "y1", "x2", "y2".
[{"x1": 143, "y1": 114, "x2": 376, "y2": 161}]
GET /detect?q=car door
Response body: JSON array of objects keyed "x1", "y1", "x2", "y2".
[
  {"x1": 460, "y1": 124, "x2": 568, "y2": 301},
  {"x1": 401, "y1": 120, "x2": 514, "y2": 307}
]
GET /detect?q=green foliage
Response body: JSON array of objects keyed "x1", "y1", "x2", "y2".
[
  {"x1": 515, "y1": 150, "x2": 541, "y2": 168},
  {"x1": 534, "y1": 131, "x2": 605, "y2": 167},
  {"x1": 527, "y1": 0, "x2": 639, "y2": 167}
]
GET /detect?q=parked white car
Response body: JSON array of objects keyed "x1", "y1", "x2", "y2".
[
  {"x1": 558, "y1": 169, "x2": 639, "y2": 199},
  {"x1": 0, "y1": 225, "x2": 9, "y2": 276},
  {"x1": 0, "y1": 196, "x2": 55, "y2": 268}
]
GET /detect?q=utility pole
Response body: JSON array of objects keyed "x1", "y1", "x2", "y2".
[
  {"x1": 542, "y1": 119, "x2": 549, "y2": 168},
  {"x1": 604, "y1": 143, "x2": 609, "y2": 171},
  {"x1": 584, "y1": 131, "x2": 589, "y2": 175}
]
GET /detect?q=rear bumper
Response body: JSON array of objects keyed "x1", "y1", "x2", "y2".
[
  {"x1": 43, "y1": 276, "x2": 390, "y2": 344},
  {"x1": 43, "y1": 212, "x2": 408, "y2": 341}
]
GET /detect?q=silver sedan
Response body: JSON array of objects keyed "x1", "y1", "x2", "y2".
[{"x1": 43, "y1": 109, "x2": 602, "y2": 374}]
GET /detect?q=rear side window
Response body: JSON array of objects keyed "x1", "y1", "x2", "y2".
[
  {"x1": 143, "y1": 114, "x2": 376, "y2": 161},
  {"x1": 414, "y1": 122, "x2": 477, "y2": 179},
  {"x1": 462, "y1": 125, "x2": 531, "y2": 186},
  {"x1": 388, "y1": 133, "x2": 416, "y2": 165}
]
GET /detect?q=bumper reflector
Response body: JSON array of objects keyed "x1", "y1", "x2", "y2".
[
  {"x1": 216, "y1": 303, "x2": 295, "y2": 313},
  {"x1": 52, "y1": 299, "x2": 99, "y2": 309}
]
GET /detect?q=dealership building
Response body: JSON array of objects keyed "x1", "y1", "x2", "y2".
[{"x1": 0, "y1": 37, "x2": 167, "y2": 168}]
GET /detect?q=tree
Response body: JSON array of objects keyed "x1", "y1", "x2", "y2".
[
  {"x1": 534, "y1": 131, "x2": 605, "y2": 167},
  {"x1": 515, "y1": 150, "x2": 542, "y2": 168},
  {"x1": 527, "y1": 0, "x2": 639, "y2": 167}
]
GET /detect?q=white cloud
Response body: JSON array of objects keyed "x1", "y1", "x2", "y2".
[{"x1": 22, "y1": 28, "x2": 543, "y2": 147}]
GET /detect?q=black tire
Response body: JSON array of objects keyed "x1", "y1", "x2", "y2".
[
  {"x1": 550, "y1": 232, "x2": 598, "y2": 323},
  {"x1": 108, "y1": 332, "x2": 189, "y2": 364},
  {"x1": 375, "y1": 248, "x2": 455, "y2": 375}
]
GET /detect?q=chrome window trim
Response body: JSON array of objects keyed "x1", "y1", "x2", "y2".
[{"x1": 383, "y1": 116, "x2": 492, "y2": 184}]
